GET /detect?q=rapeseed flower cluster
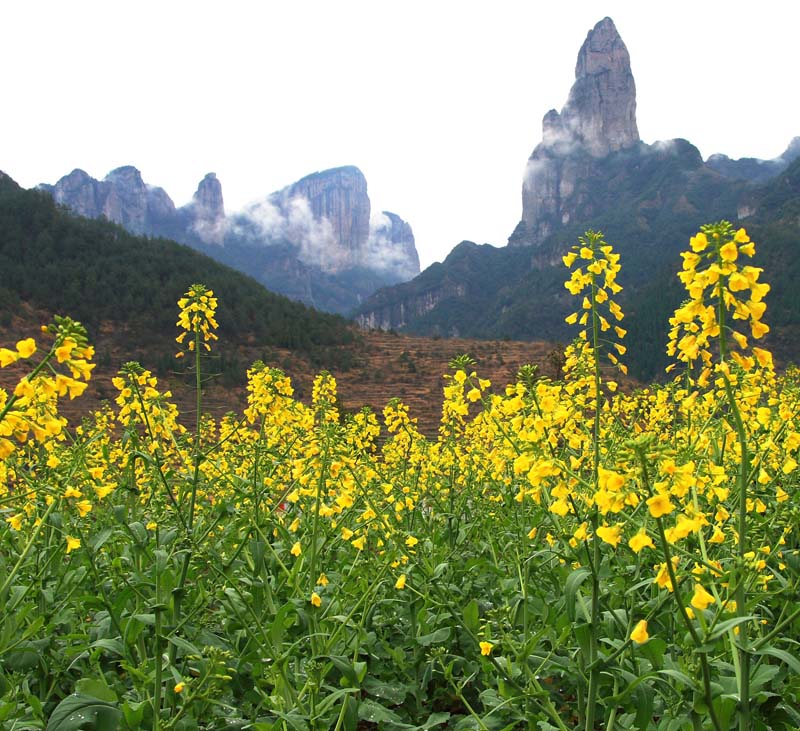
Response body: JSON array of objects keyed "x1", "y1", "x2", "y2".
[
  {"x1": 1, "y1": 225, "x2": 798, "y2": 730},
  {"x1": 563, "y1": 230, "x2": 627, "y2": 375},
  {"x1": 667, "y1": 221, "x2": 770, "y2": 380},
  {"x1": 175, "y1": 284, "x2": 219, "y2": 357}
]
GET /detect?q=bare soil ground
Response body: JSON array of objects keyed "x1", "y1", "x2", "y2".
[{"x1": 1, "y1": 305, "x2": 566, "y2": 437}]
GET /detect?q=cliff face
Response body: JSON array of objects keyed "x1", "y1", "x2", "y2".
[
  {"x1": 356, "y1": 16, "x2": 798, "y2": 340},
  {"x1": 50, "y1": 166, "x2": 179, "y2": 235},
  {"x1": 188, "y1": 173, "x2": 226, "y2": 245},
  {"x1": 365, "y1": 211, "x2": 420, "y2": 281},
  {"x1": 276, "y1": 166, "x2": 370, "y2": 272},
  {"x1": 512, "y1": 17, "x2": 640, "y2": 246},
  {"x1": 43, "y1": 164, "x2": 420, "y2": 314}
]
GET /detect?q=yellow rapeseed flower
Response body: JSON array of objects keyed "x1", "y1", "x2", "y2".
[
  {"x1": 479, "y1": 641, "x2": 494, "y2": 656},
  {"x1": 16, "y1": 338, "x2": 37, "y2": 358},
  {"x1": 719, "y1": 241, "x2": 738, "y2": 262},
  {"x1": 630, "y1": 619, "x2": 649, "y2": 644},
  {"x1": 596, "y1": 524, "x2": 622, "y2": 548},
  {"x1": 310, "y1": 592, "x2": 322, "y2": 607},
  {"x1": 647, "y1": 494, "x2": 674, "y2": 518},
  {"x1": 290, "y1": 541, "x2": 302, "y2": 557},
  {"x1": 628, "y1": 529, "x2": 655, "y2": 553},
  {"x1": 690, "y1": 232, "x2": 708, "y2": 252},
  {"x1": 395, "y1": 574, "x2": 407, "y2": 590},
  {"x1": 0, "y1": 348, "x2": 19, "y2": 367},
  {"x1": 691, "y1": 583, "x2": 716, "y2": 610},
  {"x1": 65, "y1": 536, "x2": 81, "y2": 553}
]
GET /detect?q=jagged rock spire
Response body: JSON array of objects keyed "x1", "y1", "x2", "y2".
[
  {"x1": 542, "y1": 17, "x2": 639, "y2": 157},
  {"x1": 190, "y1": 172, "x2": 226, "y2": 245},
  {"x1": 512, "y1": 17, "x2": 640, "y2": 246}
]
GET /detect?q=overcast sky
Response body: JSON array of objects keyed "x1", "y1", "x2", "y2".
[{"x1": 2, "y1": 1, "x2": 797, "y2": 269}]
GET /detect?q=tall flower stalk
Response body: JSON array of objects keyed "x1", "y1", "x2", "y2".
[
  {"x1": 562, "y1": 230, "x2": 626, "y2": 731},
  {"x1": 667, "y1": 222, "x2": 771, "y2": 731}
]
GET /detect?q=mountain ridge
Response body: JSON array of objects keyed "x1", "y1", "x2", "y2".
[
  {"x1": 354, "y1": 17, "x2": 800, "y2": 378},
  {"x1": 42, "y1": 164, "x2": 420, "y2": 314}
]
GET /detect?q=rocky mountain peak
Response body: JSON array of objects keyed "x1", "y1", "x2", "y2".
[
  {"x1": 104, "y1": 165, "x2": 145, "y2": 187},
  {"x1": 193, "y1": 173, "x2": 224, "y2": 213},
  {"x1": 782, "y1": 137, "x2": 800, "y2": 162},
  {"x1": 267, "y1": 165, "x2": 371, "y2": 273},
  {"x1": 547, "y1": 16, "x2": 638, "y2": 157},
  {"x1": 49, "y1": 169, "x2": 103, "y2": 219},
  {"x1": 512, "y1": 17, "x2": 640, "y2": 246},
  {"x1": 189, "y1": 172, "x2": 226, "y2": 245},
  {"x1": 43, "y1": 163, "x2": 420, "y2": 313}
]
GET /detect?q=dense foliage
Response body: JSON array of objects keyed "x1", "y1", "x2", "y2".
[
  {"x1": 356, "y1": 150, "x2": 800, "y2": 381},
  {"x1": 0, "y1": 173, "x2": 354, "y2": 354},
  {"x1": 2, "y1": 223, "x2": 799, "y2": 730}
]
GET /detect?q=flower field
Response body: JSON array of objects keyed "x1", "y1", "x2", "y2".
[{"x1": 1, "y1": 223, "x2": 799, "y2": 730}]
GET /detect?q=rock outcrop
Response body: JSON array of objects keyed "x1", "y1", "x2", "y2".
[
  {"x1": 48, "y1": 165, "x2": 177, "y2": 234},
  {"x1": 236, "y1": 167, "x2": 420, "y2": 283},
  {"x1": 42, "y1": 164, "x2": 420, "y2": 314},
  {"x1": 365, "y1": 211, "x2": 420, "y2": 281},
  {"x1": 511, "y1": 17, "x2": 640, "y2": 246},
  {"x1": 188, "y1": 173, "x2": 226, "y2": 245},
  {"x1": 49, "y1": 166, "x2": 178, "y2": 235},
  {"x1": 277, "y1": 166, "x2": 370, "y2": 271}
]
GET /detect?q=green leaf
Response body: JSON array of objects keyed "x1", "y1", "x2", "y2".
[
  {"x1": 0, "y1": 701, "x2": 17, "y2": 723},
  {"x1": 420, "y1": 713, "x2": 451, "y2": 729},
  {"x1": 416, "y1": 627, "x2": 451, "y2": 646},
  {"x1": 3, "y1": 639, "x2": 49, "y2": 671},
  {"x1": 657, "y1": 668, "x2": 698, "y2": 690},
  {"x1": 166, "y1": 634, "x2": 202, "y2": 657},
  {"x1": 633, "y1": 683, "x2": 655, "y2": 730},
  {"x1": 564, "y1": 568, "x2": 590, "y2": 622},
  {"x1": 327, "y1": 655, "x2": 363, "y2": 687},
  {"x1": 120, "y1": 700, "x2": 145, "y2": 729},
  {"x1": 755, "y1": 645, "x2": 800, "y2": 675},
  {"x1": 463, "y1": 598, "x2": 480, "y2": 633},
  {"x1": 750, "y1": 663, "x2": 780, "y2": 694},
  {"x1": 74, "y1": 680, "x2": 117, "y2": 703},
  {"x1": 358, "y1": 699, "x2": 404, "y2": 724},
  {"x1": 707, "y1": 615, "x2": 758, "y2": 641},
  {"x1": 363, "y1": 677, "x2": 407, "y2": 705},
  {"x1": 266, "y1": 710, "x2": 309, "y2": 731},
  {"x1": 89, "y1": 639, "x2": 124, "y2": 657},
  {"x1": 46, "y1": 694, "x2": 121, "y2": 731},
  {"x1": 128, "y1": 522, "x2": 147, "y2": 545},
  {"x1": 638, "y1": 637, "x2": 666, "y2": 669}
]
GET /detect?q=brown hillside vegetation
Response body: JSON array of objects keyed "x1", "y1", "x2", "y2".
[{"x1": 1, "y1": 305, "x2": 565, "y2": 436}]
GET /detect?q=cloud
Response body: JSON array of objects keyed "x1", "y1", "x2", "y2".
[
  {"x1": 228, "y1": 194, "x2": 345, "y2": 271},
  {"x1": 363, "y1": 212, "x2": 419, "y2": 280},
  {"x1": 223, "y1": 197, "x2": 419, "y2": 281}
]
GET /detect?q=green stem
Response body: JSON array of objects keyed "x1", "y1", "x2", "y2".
[
  {"x1": 584, "y1": 234, "x2": 603, "y2": 731},
  {"x1": 636, "y1": 446, "x2": 722, "y2": 731},
  {"x1": 153, "y1": 568, "x2": 164, "y2": 731},
  {"x1": 0, "y1": 500, "x2": 56, "y2": 601},
  {"x1": 716, "y1": 246, "x2": 751, "y2": 730}
]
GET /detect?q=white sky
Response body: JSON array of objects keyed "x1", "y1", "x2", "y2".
[{"x1": 2, "y1": 1, "x2": 797, "y2": 269}]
